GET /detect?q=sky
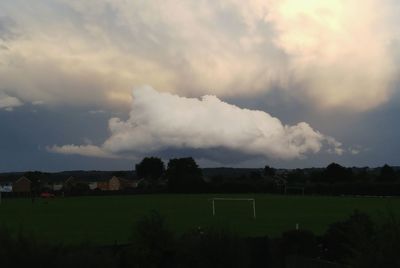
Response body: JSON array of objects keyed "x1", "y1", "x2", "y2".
[{"x1": 1, "y1": 0, "x2": 400, "y2": 171}]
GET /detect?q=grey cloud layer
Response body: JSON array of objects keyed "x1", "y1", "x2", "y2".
[
  {"x1": 49, "y1": 87, "x2": 343, "y2": 161},
  {"x1": 0, "y1": 0, "x2": 399, "y2": 111},
  {"x1": 0, "y1": 92, "x2": 22, "y2": 111}
]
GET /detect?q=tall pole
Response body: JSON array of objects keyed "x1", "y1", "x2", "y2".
[
  {"x1": 253, "y1": 199, "x2": 256, "y2": 219},
  {"x1": 212, "y1": 199, "x2": 215, "y2": 216}
]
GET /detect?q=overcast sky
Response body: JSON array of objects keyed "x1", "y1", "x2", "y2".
[{"x1": 1, "y1": 0, "x2": 400, "y2": 171}]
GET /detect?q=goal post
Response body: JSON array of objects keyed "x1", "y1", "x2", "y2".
[{"x1": 210, "y1": 198, "x2": 256, "y2": 219}]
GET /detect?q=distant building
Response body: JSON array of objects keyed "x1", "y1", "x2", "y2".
[
  {"x1": 88, "y1": 181, "x2": 98, "y2": 190},
  {"x1": 63, "y1": 176, "x2": 76, "y2": 190},
  {"x1": 97, "y1": 181, "x2": 109, "y2": 191},
  {"x1": 42, "y1": 182, "x2": 53, "y2": 190},
  {"x1": 52, "y1": 183, "x2": 63, "y2": 191},
  {"x1": 0, "y1": 182, "x2": 12, "y2": 193},
  {"x1": 109, "y1": 176, "x2": 122, "y2": 191},
  {"x1": 36, "y1": 179, "x2": 64, "y2": 192},
  {"x1": 13, "y1": 177, "x2": 32, "y2": 193},
  {"x1": 109, "y1": 176, "x2": 139, "y2": 191},
  {"x1": 130, "y1": 179, "x2": 143, "y2": 189},
  {"x1": 64, "y1": 176, "x2": 75, "y2": 185}
]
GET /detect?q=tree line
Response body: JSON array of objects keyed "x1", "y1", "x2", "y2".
[
  {"x1": 135, "y1": 157, "x2": 400, "y2": 195},
  {"x1": 135, "y1": 157, "x2": 205, "y2": 193},
  {"x1": 2, "y1": 158, "x2": 400, "y2": 196}
]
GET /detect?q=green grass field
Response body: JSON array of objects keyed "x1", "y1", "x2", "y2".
[{"x1": 0, "y1": 194, "x2": 399, "y2": 245}]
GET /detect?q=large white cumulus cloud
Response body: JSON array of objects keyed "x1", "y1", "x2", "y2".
[
  {"x1": 49, "y1": 86, "x2": 343, "y2": 161},
  {"x1": 0, "y1": 0, "x2": 399, "y2": 111}
]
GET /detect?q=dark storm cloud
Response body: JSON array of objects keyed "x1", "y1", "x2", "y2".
[
  {"x1": 0, "y1": 16, "x2": 17, "y2": 41},
  {"x1": 0, "y1": 0, "x2": 399, "y2": 110},
  {"x1": 0, "y1": 105, "x2": 132, "y2": 172}
]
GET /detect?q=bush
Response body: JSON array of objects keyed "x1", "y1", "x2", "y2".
[
  {"x1": 349, "y1": 212, "x2": 400, "y2": 267},
  {"x1": 0, "y1": 226, "x2": 117, "y2": 268},
  {"x1": 128, "y1": 211, "x2": 176, "y2": 268},
  {"x1": 177, "y1": 227, "x2": 250, "y2": 268}
]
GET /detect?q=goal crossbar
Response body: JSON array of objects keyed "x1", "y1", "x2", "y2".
[{"x1": 209, "y1": 198, "x2": 256, "y2": 218}]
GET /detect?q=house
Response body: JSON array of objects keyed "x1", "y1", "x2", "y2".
[
  {"x1": 38, "y1": 179, "x2": 64, "y2": 192},
  {"x1": 88, "y1": 181, "x2": 98, "y2": 190},
  {"x1": 63, "y1": 176, "x2": 76, "y2": 190},
  {"x1": 109, "y1": 176, "x2": 122, "y2": 191},
  {"x1": 42, "y1": 182, "x2": 53, "y2": 190},
  {"x1": 64, "y1": 176, "x2": 75, "y2": 185},
  {"x1": 13, "y1": 176, "x2": 32, "y2": 193},
  {"x1": 97, "y1": 181, "x2": 109, "y2": 191},
  {"x1": 0, "y1": 182, "x2": 12, "y2": 193},
  {"x1": 109, "y1": 176, "x2": 138, "y2": 191},
  {"x1": 121, "y1": 178, "x2": 141, "y2": 189},
  {"x1": 52, "y1": 183, "x2": 63, "y2": 191},
  {"x1": 130, "y1": 179, "x2": 144, "y2": 188}
]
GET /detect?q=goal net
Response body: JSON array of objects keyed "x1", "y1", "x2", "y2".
[{"x1": 210, "y1": 198, "x2": 256, "y2": 219}]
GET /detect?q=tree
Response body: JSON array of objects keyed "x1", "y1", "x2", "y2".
[
  {"x1": 264, "y1": 165, "x2": 276, "y2": 177},
  {"x1": 279, "y1": 229, "x2": 319, "y2": 263},
  {"x1": 129, "y1": 211, "x2": 176, "y2": 268},
  {"x1": 24, "y1": 171, "x2": 48, "y2": 192},
  {"x1": 24, "y1": 171, "x2": 48, "y2": 202},
  {"x1": 249, "y1": 171, "x2": 262, "y2": 181},
  {"x1": 165, "y1": 157, "x2": 205, "y2": 192},
  {"x1": 323, "y1": 210, "x2": 375, "y2": 263},
  {"x1": 177, "y1": 227, "x2": 250, "y2": 268},
  {"x1": 136, "y1": 157, "x2": 165, "y2": 181},
  {"x1": 323, "y1": 210, "x2": 400, "y2": 267},
  {"x1": 287, "y1": 169, "x2": 307, "y2": 183},
  {"x1": 323, "y1": 163, "x2": 353, "y2": 182},
  {"x1": 70, "y1": 182, "x2": 90, "y2": 195},
  {"x1": 377, "y1": 164, "x2": 396, "y2": 182},
  {"x1": 349, "y1": 212, "x2": 400, "y2": 267}
]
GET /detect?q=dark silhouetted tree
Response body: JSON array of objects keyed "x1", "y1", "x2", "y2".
[
  {"x1": 354, "y1": 167, "x2": 372, "y2": 182},
  {"x1": 166, "y1": 157, "x2": 205, "y2": 192},
  {"x1": 279, "y1": 229, "x2": 319, "y2": 265},
  {"x1": 264, "y1": 165, "x2": 276, "y2": 177},
  {"x1": 70, "y1": 182, "x2": 90, "y2": 195},
  {"x1": 323, "y1": 163, "x2": 353, "y2": 182},
  {"x1": 249, "y1": 171, "x2": 262, "y2": 181},
  {"x1": 377, "y1": 164, "x2": 396, "y2": 182},
  {"x1": 178, "y1": 227, "x2": 250, "y2": 268},
  {"x1": 129, "y1": 211, "x2": 175, "y2": 268},
  {"x1": 323, "y1": 210, "x2": 375, "y2": 263},
  {"x1": 136, "y1": 157, "x2": 165, "y2": 181},
  {"x1": 287, "y1": 169, "x2": 307, "y2": 183},
  {"x1": 349, "y1": 212, "x2": 400, "y2": 267},
  {"x1": 24, "y1": 171, "x2": 48, "y2": 202}
]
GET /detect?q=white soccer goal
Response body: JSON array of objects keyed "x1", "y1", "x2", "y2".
[{"x1": 210, "y1": 198, "x2": 256, "y2": 219}]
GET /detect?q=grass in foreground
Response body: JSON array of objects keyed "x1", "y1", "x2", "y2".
[{"x1": 0, "y1": 194, "x2": 398, "y2": 245}]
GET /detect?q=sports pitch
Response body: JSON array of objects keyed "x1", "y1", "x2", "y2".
[{"x1": 0, "y1": 194, "x2": 399, "y2": 245}]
